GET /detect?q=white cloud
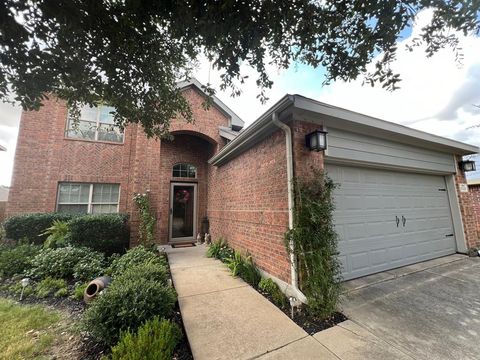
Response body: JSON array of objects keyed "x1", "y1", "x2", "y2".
[
  {"x1": 319, "y1": 9, "x2": 480, "y2": 147},
  {"x1": 0, "y1": 102, "x2": 21, "y2": 186}
]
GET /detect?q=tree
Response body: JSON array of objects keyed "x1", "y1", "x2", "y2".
[{"x1": 1, "y1": 1, "x2": 479, "y2": 138}]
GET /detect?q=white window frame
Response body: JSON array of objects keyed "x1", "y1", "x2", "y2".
[
  {"x1": 172, "y1": 163, "x2": 197, "y2": 178},
  {"x1": 56, "y1": 183, "x2": 121, "y2": 214},
  {"x1": 65, "y1": 104, "x2": 125, "y2": 143}
]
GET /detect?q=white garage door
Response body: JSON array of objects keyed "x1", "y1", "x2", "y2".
[{"x1": 326, "y1": 164, "x2": 456, "y2": 280}]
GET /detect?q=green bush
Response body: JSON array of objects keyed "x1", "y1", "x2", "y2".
[
  {"x1": 82, "y1": 267, "x2": 176, "y2": 345},
  {"x1": 35, "y1": 278, "x2": 67, "y2": 298},
  {"x1": 119, "y1": 262, "x2": 168, "y2": 285},
  {"x1": 40, "y1": 220, "x2": 70, "y2": 248},
  {"x1": 69, "y1": 214, "x2": 129, "y2": 255},
  {"x1": 72, "y1": 282, "x2": 88, "y2": 300},
  {"x1": 3, "y1": 213, "x2": 74, "y2": 244},
  {"x1": 107, "y1": 246, "x2": 166, "y2": 278},
  {"x1": 224, "y1": 250, "x2": 261, "y2": 287},
  {"x1": 258, "y1": 278, "x2": 286, "y2": 308},
  {"x1": 0, "y1": 244, "x2": 41, "y2": 278},
  {"x1": 73, "y1": 254, "x2": 105, "y2": 282},
  {"x1": 108, "y1": 317, "x2": 181, "y2": 360},
  {"x1": 29, "y1": 246, "x2": 105, "y2": 281}
]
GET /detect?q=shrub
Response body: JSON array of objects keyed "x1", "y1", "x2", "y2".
[
  {"x1": 69, "y1": 214, "x2": 129, "y2": 255},
  {"x1": 107, "y1": 246, "x2": 166, "y2": 278},
  {"x1": 0, "y1": 244, "x2": 41, "y2": 278},
  {"x1": 119, "y1": 262, "x2": 168, "y2": 285},
  {"x1": 258, "y1": 278, "x2": 286, "y2": 308},
  {"x1": 29, "y1": 246, "x2": 105, "y2": 281},
  {"x1": 73, "y1": 254, "x2": 105, "y2": 282},
  {"x1": 35, "y1": 278, "x2": 67, "y2": 298},
  {"x1": 285, "y1": 170, "x2": 343, "y2": 319},
  {"x1": 40, "y1": 220, "x2": 70, "y2": 248},
  {"x1": 3, "y1": 213, "x2": 74, "y2": 244},
  {"x1": 72, "y1": 282, "x2": 88, "y2": 300},
  {"x1": 108, "y1": 317, "x2": 181, "y2": 360},
  {"x1": 82, "y1": 268, "x2": 176, "y2": 345}
]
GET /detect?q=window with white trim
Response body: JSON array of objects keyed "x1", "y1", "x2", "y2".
[
  {"x1": 57, "y1": 183, "x2": 120, "y2": 214},
  {"x1": 172, "y1": 163, "x2": 197, "y2": 178},
  {"x1": 66, "y1": 104, "x2": 124, "y2": 143}
]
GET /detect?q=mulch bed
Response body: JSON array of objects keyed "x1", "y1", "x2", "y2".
[{"x1": 257, "y1": 288, "x2": 347, "y2": 335}]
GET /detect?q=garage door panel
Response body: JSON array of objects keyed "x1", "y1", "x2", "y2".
[{"x1": 327, "y1": 164, "x2": 456, "y2": 280}]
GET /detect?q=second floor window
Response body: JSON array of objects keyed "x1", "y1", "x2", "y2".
[{"x1": 66, "y1": 104, "x2": 124, "y2": 143}]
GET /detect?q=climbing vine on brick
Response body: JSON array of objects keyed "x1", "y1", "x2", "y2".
[
  {"x1": 133, "y1": 192, "x2": 156, "y2": 247},
  {"x1": 285, "y1": 169, "x2": 342, "y2": 319}
]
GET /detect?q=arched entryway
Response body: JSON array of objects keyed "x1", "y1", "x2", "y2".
[{"x1": 158, "y1": 131, "x2": 216, "y2": 244}]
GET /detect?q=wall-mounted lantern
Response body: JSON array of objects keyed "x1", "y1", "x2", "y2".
[
  {"x1": 459, "y1": 160, "x2": 476, "y2": 172},
  {"x1": 305, "y1": 130, "x2": 328, "y2": 152}
]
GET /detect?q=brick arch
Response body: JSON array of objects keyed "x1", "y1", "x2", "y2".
[{"x1": 169, "y1": 87, "x2": 230, "y2": 151}]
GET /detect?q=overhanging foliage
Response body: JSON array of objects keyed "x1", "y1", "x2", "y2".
[{"x1": 1, "y1": 1, "x2": 479, "y2": 137}]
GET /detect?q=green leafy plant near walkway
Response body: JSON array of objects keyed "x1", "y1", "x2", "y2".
[
  {"x1": 285, "y1": 170, "x2": 343, "y2": 319},
  {"x1": 133, "y1": 192, "x2": 157, "y2": 248},
  {"x1": 107, "y1": 317, "x2": 181, "y2": 360}
]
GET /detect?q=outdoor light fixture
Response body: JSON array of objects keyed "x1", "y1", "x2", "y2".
[
  {"x1": 20, "y1": 278, "x2": 30, "y2": 301},
  {"x1": 459, "y1": 160, "x2": 476, "y2": 172},
  {"x1": 305, "y1": 130, "x2": 328, "y2": 151}
]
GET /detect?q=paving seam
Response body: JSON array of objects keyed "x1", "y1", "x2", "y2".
[
  {"x1": 309, "y1": 336, "x2": 343, "y2": 360},
  {"x1": 176, "y1": 283, "x2": 250, "y2": 299},
  {"x1": 344, "y1": 257, "x2": 466, "y2": 294},
  {"x1": 340, "y1": 319, "x2": 416, "y2": 360},
  {"x1": 423, "y1": 269, "x2": 470, "y2": 284},
  {"x1": 245, "y1": 335, "x2": 310, "y2": 360}
]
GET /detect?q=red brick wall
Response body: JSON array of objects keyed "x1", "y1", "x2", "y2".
[
  {"x1": 156, "y1": 134, "x2": 214, "y2": 243},
  {"x1": 454, "y1": 156, "x2": 479, "y2": 249},
  {"x1": 7, "y1": 87, "x2": 231, "y2": 247},
  {"x1": 6, "y1": 97, "x2": 133, "y2": 216},
  {"x1": 208, "y1": 128, "x2": 291, "y2": 282},
  {"x1": 469, "y1": 184, "x2": 480, "y2": 240}
]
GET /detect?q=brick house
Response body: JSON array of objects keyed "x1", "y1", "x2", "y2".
[
  {"x1": 7, "y1": 78, "x2": 479, "y2": 295},
  {"x1": 468, "y1": 179, "x2": 480, "y2": 237}
]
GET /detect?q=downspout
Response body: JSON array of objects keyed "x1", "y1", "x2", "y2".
[{"x1": 272, "y1": 113, "x2": 307, "y2": 303}]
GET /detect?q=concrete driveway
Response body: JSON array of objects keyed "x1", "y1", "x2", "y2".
[{"x1": 342, "y1": 255, "x2": 480, "y2": 360}]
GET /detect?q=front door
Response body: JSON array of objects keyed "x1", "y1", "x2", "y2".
[{"x1": 169, "y1": 183, "x2": 197, "y2": 242}]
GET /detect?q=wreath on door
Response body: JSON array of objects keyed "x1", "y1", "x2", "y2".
[{"x1": 175, "y1": 189, "x2": 190, "y2": 204}]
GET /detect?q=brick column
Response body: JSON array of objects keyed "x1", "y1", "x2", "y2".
[{"x1": 454, "y1": 155, "x2": 479, "y2": 249}]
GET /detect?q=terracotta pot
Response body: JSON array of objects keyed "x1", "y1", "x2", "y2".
[{"x1": 84, "y1": 276, "x2": 112, "y2": 304}]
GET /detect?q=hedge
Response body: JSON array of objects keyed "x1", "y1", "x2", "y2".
[
  {"x1": 68, "y1": 214, "x2": 129, "y2": 255},
  {"x1": 3, "y1": 213, "x2": 75, "y2": 244}
]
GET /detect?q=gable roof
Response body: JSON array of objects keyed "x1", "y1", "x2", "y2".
[
  {"x1": 177, "y1": 78, "x2": 244, "y2": 130},
  {"x1": 210, "y1": 94, "x2": 478, "y2": 166}
]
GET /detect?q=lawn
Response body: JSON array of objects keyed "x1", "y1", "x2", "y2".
[{"x1": 0, "y1": 298, "x2": 69, "y2": 360}]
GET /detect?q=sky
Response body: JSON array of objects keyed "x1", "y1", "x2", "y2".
[{"x1": 1, "y1": 9, "x2": 480, "y2": 186}]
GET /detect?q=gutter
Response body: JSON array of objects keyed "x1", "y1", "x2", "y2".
[
  {"x1": 209, "y1": 95, "x2": 294, "y2": 166},
  {"x1": 272, "y1": 112, "x2": 307, "y2": 304}
]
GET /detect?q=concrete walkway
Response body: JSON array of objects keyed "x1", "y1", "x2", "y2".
[{"x1": 167, "y1": 245, "x2": 411, "y2": 360}]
